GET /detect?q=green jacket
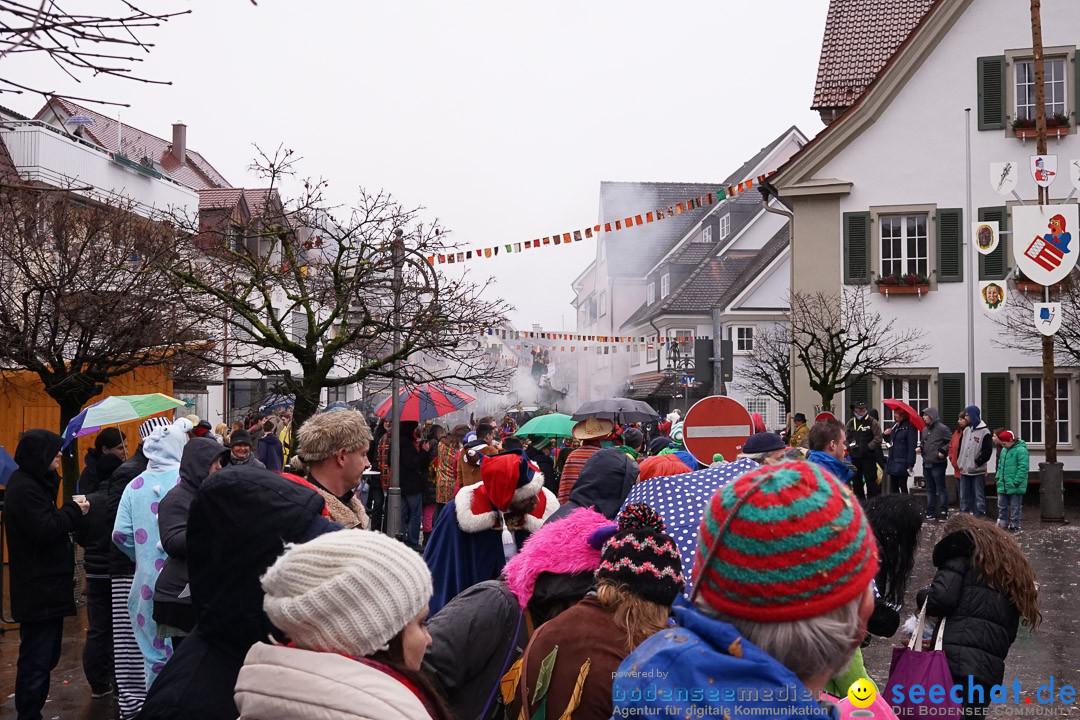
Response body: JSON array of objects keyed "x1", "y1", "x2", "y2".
[{"x1": 995, "y1": 439, "x2": 1030, "y2": 495}]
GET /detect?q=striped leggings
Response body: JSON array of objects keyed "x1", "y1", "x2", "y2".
[{"x1": 111, "y1": 576, "x2": 145, "y2": 720}]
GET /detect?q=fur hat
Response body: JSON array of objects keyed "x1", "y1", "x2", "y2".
[
  {"x1": 297, "y1": 409, "x2": 372, "y2": 462},
  {"x1": 573, "y1": 416, "x2": 614, "y2": 441},
  {"x1": 598, "y1": 503, "x2": 684, "y2": 606},
  {"x1": 480, "y1": 449, "x2": 542, "y2": 512},
  {"x1": 261, "y1": 531, "x2": 432, "y2": 658}
]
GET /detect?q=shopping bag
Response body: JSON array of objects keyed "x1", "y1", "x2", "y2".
[
  {"x1": 884, "y1": 602, "x2": 962, "y2": 718},
  {"x1": 824, "y1": 691, "x2": 898, "y2": 719}
]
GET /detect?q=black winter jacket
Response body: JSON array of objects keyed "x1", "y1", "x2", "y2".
[
  {"x1": 77, "y1": 448, "x2": 123, "y2": 495},
  {"x1": 107, "y1": 446, "x2": 149, "y2": 577},
  {"x1": 425, "y1": 573, "x2": 596, "y2": 720},
  {"x1": 917, "y1": 530, "x2": 1021, "y2": 691},
  {"x1": 5, "y1": 429, "x2": 83, "y2": 622},
  {"x1": 138, "y1": 466, "x2": 335, "y2": 720},
  {"x1": 526, "y1": 446, "x2": 559, "y2": 496},
  {"x1": 920, "y1": 407, "x2": 953, "y2": 468},
  {"x1": 545, "y1": 447, "x2": 637, "y2": 523},
  {"x1": 153, "y1": 438, "x2": 228, "y2": 610},
  {"x1": 885, "y1": 419, "x2": 918, "y2": 475},
  {"x1": 74, "y1": 451, "x2": 125, "y2": 575}
]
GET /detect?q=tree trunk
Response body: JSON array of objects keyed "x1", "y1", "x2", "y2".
[
  {"x1": 57, "y1": 396, "x2": 86, "y2": 499},
  {"x1": 291, "y1": 383, "x2": 323, "y2": 438}
]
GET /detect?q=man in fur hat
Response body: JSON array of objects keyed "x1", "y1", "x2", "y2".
[
  {"x1": 424, "y1": 449, "x2": 558, "y2": 613},
  {"x1": 295, "y1": 410, "x2": 371, "y2": 529}
]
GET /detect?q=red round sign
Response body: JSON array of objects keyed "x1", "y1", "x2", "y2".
[
  {"x1": 815, "y1": 412, "x2": 836, "y2": 423},
  {"x1": 682, "y1": 396, "x2": 754, "y2": 465}
]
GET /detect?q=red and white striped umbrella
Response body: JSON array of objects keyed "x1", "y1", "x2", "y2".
[{"x1": 374, "y1": 382, "x2": 476, "y2": 422}]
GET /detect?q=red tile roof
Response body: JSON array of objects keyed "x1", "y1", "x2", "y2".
[
  {"x1": 199, "y1": 188, "x2": 245, "y2": 211},
  {"x1": 35, "y1": 98, "x2": 232, "y2": 190},
  {"x1": 812, "y1": 0, "x2": 936, "y2": 111}
]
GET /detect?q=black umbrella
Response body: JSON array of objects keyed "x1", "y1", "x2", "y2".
[{"x1": 572, "y1": 398, "x2": 659, "y2": 424}]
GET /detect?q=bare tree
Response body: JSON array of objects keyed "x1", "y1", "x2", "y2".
[
  {"x1": 0, "y1": 0, "x2": 229, "y2": 106},
  {"x1": 0, "y1": 184, "x2": 203, "y2": 493},
  {"x1": 789, "y1": 287, "x2": 928, "y2": 412},
  {"x1": 168, "y1": 146, "x2": 512, "y2": 430},
  {"x1": 736, "y1": 323, "x2": 791, "y2": 411},
  {"x1": 992, "y1": 276, "x2": 1078, "y2": 364}
]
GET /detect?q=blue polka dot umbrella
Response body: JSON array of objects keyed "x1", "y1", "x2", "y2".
[{"x1": 621, "y1": 458, "x2": 759, "y2": 593}]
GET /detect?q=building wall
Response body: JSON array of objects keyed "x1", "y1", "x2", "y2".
[{"x1": 784, "y1": 0, "x2": 1080, "y2": 466}]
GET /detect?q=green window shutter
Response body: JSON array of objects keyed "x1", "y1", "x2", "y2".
[
  {"x1": 938, "y1": 373, "x2": 966, "y2": 432},
  {"x1": 977, "y1": 56, "x2": 1007, "y2": 131},
  {"x1": 1074, "y1": 51, "x2": 1080, "y2": 122},
  {"x1": 843, "y1": 211, "x2": 872, "y2": 285},
  {"x1": 978, "y1": 206, "x2": 1008, "y2": 280},
  {"x1": 936, "y1": 208, "x2": 963, "y2": 282},
  {"x1": 981, "y1": 373, "x2": 1012, "y2": 431},
  {"x1": 847, "y1": 374, "x2": 872, "y2": 412}
]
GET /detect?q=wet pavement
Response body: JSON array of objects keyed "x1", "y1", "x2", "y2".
[{"x1": 0, "y1": 498, "x2": 1077, "y2": 719}]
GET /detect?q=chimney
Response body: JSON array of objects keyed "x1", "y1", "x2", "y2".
[{"x1": 172, "y1": 122, "x2": 187, "y2": 165}]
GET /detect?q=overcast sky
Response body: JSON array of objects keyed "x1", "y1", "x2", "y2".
[{"x1": 10, "y1": 0, "x2": 828, "y2": 330}]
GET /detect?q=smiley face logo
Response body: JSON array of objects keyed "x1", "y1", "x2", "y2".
[{"x1": 848, "y1": 678, "x2": 877, "y2": 709}]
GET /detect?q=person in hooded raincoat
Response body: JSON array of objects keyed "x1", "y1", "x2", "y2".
[
  {"x1": 6, "y1": 429, "x2": 88, "y2": 720},
  {"x1": 544, "y1": 447, "x2": 637, "y2": 524},
  {"x1": 153, "y1": 437, "x2": 229, "y2": 648},
  {"x1": 113, "y1": 417, "x2": 191, "y2": 693}
]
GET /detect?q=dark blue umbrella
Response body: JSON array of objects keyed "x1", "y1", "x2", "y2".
[
  {"x1": 0, "y1": 446, "x2": 17, "y2": 487},
  {"x1": 621, "y1": 458, "x2": 758, "y2": 592},
  {"x1": 258, "y1": 393, "x2": 294, "y2": 413}
]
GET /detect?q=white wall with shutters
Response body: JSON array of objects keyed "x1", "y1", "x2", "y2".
[{"x1": 794, "y1": 0, "x2": 1080, "y2": 467}]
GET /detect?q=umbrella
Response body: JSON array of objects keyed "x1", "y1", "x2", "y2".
[
  {"x1": 62, "y1": 393, "x2": 187, "y2": 445},
  {"x1": 572, "y1": 398, "x2": 658, "y2": 424},
  {"x1": 258, "y1": 393, "x2": 294, "y2": 413},
  {"x1": 883, "y1": 398, "x2": 926, "y2": 432},
  {"x1": 621, "y1": 458, "x2": 759, "y2": 593},
  {"x1": 516, "y1": 413, "x2": 575, "y2": 438},
  {"x1": 374, "y1": 382, "x2": 476, "y2": 422},
  {"x1": 0, "y1": 446, "x2": 16, "y2": 487}
]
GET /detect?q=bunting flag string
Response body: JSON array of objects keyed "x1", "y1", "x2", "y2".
[
  {"x1": 480, "y1": 327, "x2": 711, "y2": 344},
  {"x1": 426, "y1": 173, "x2": 773, "y2": 265}
]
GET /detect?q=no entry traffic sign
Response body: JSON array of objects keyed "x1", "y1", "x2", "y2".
[{"x1": 682, "y1": 396, "x2": 753, "y2": 465}]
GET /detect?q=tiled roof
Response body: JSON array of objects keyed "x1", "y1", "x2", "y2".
[
  {"x1": 0, "y1": 104, "x2": 28, "y2": 120},
  {"x1": 36, "y1": 98, "x2": 232, "y2": 190},
  {"x1": 244, "y1": 188, "x2": 282, "y2": 219},
  {"x1": 714, "y1": 225, "x2": 791, "y2": 311},
  {"x1": 622, "y1": 251, "x2": 757, "y2": 329},
  {"x1": 199, "y1": 188, "x2": 245, "y2": 211},
  {"x1": 812, "y1": 0, "x2": 936, "y2": 111}
]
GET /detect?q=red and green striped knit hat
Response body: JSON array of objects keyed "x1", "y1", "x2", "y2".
[{"x1": 691, "y1": 461, "x2": 878, "y2": 622}]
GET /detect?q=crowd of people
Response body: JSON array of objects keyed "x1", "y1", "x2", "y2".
[{"x1": 0, "y1": 401, "x2": 1043, "y2": 720}]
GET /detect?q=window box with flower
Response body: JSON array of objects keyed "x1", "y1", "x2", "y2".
[
  {"x1": 1013, "y1": 113, "x2": 1071, "y2": 140},
  {"x1": 876, "y1": 272, "x2": 931, "y2": 296}
]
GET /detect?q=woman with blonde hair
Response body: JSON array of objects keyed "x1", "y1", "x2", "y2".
[{"x1": 508, "y1": 504, "x2": 683, "y2": 720}]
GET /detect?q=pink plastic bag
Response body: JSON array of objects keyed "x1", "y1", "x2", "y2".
[{"x1": 824, "y1": 692, "x2": 898, "y2": 719}]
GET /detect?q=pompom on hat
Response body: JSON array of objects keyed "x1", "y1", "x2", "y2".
[
  {"x1": 692, "y1": 461, "x2": 878, "y2": 623},
  {"x1": 261, "y1": 530, "x2": 432, "y2": 658},
  {"x1": 596, "y1": 503, "x2": 685, "y2": 607}
]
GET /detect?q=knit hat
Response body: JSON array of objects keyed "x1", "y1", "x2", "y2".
[
  {"x1": 139, "y1": 416, "x2": 172, "y2": 441},
  {"x1": 261, "y1": 530, "x2": 433, "y2": 658},
  {"x1": 597, "y1": 503, "x2": 685, "y2": 607},
  {"x1": 622, "y1": 427, "x2": 644, "y2": 451},
  {"x1": 95, "y1": 427, "x2": 124, "y2": 451},
  {"x1": 479, "y1": 449, "x2": 542, "y2": 512},
  {"x1": 693, "y1": 461, "x2": 878, "y2": 622},
  {"x1": 229, "y1": 429, "x2": 254, "y2": 448},
  {"x1": 670, "y1": 422, "x2": 685, "y2": 444},
  {"x1": 743, "y1": 431, "x2": 786, "y2": 454}
]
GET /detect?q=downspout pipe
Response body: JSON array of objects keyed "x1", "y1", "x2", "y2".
[{"x1": 649, "y1": 319, "x2": 662, "y2": 374}]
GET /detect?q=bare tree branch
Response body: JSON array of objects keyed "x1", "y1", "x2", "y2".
[
  {"x1": 992, "y1": 274, "x2": 1078, "y2": 365},
  {"x1": 735, "y1": 323, "x2": 791, "y2": 410},
  {"x1": 164, "y1": 145, "x2": 513, "y2": 429},
  {"x1": 788, "y1": 287, "x2": 929, "y2": 412}
]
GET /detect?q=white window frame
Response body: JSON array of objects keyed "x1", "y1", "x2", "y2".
[
  {"x1": 598, "y1": 290, "x2": 607, "y2": 317},
  {"x1": 326, "y1": 384, "x2": 348, "y2": 405},
  {"x1": 1018, "y1": 375, "x2": 1071, "y2": 447},
  {"x1": 732, "y1": 325, "x2": 755, "y2": 355},
  {"x1": 718, "y1": 214, "x2": 731, "y2": 240},
  {"x1": 1015, "y1": 56, "x2": 1068, "y2": 120},
  {"x1": 647, "y1": 282, "x2": 656, "y2": 306},
  {"x1": 880, "y1": 377, "x2": 931, "y2": 430},
  {"x1": 646, "y1": 341, "x2": 658, "y2": 364},
  {"x1": 630, "y1": 345, "x2": 640, "y2": 367},
  {"x1": 700, "y1": 226, "x2": 713, "y2": 244},
  {"x1": 879, "y1": 213, "x2": 929, "y2": 279},
  {"x1": 290, "y1": 310, "x2": 308, "y2": 342},
  {"x1": 746, "y1": 396, "x2": 769, "y2": 418},
  {"x1": 660, "y1": 273, "x2": 670, "y2": 299}
]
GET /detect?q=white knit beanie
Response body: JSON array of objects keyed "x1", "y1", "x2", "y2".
[{"x1": 260, "y1": 530, "x2": 433, "y2": 658}]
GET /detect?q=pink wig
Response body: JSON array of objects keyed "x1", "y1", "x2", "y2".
[{"x1": 502, "y1": 507, "x2": 611, "y2": 608}]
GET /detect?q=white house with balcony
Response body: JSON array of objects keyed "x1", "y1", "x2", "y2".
[{"x1": 768, "y1": 0, "x2": 1080, "y2": 471}]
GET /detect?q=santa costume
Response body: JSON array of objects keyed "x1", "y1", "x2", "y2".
[{"x1": 424, "y1": 449, "x2": 558, "y2": 613}]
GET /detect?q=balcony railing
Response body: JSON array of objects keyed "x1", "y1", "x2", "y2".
[{"x1": 0, "y1": 120, "x2": 197, "y2": 220}]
